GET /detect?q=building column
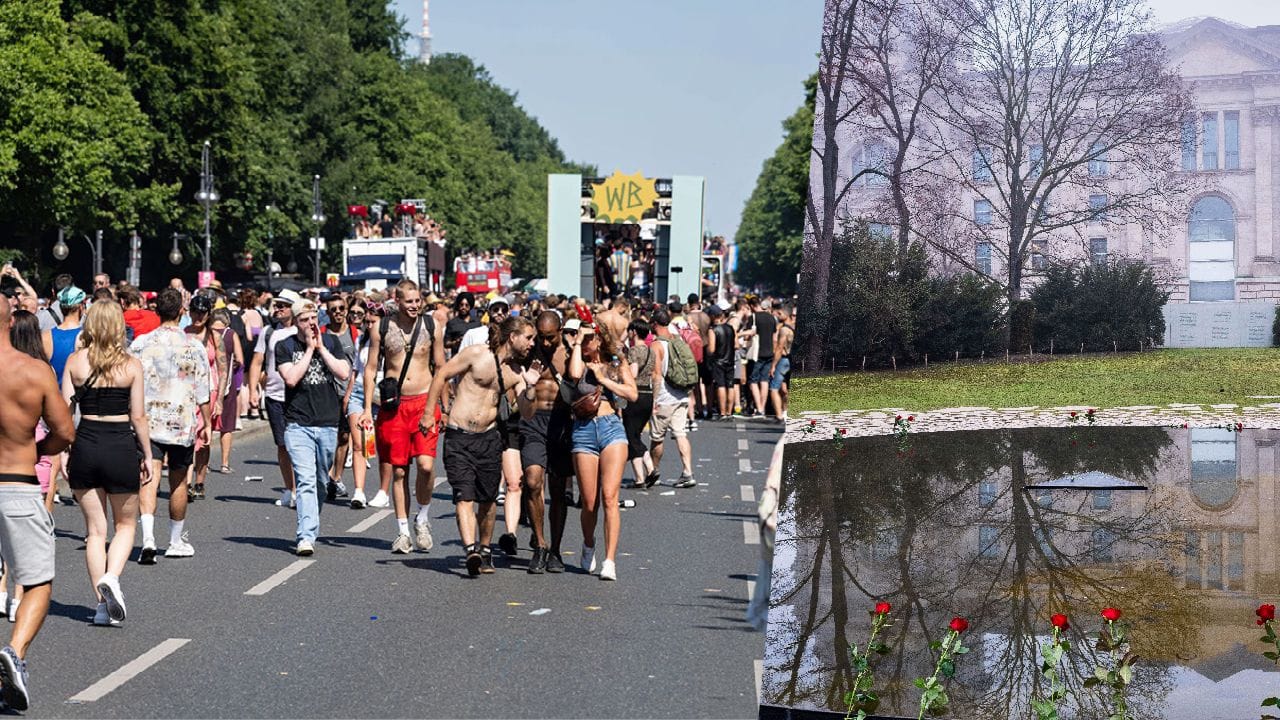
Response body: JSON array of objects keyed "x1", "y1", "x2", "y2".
[{"x1": 1257, "y1": 106, "x2": 1278, "y2": 261}]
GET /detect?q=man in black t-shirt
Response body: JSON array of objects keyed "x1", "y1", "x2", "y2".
[
  {"x1": 276, "y1": 299, "x2": 351, "y2": 556},
  {"x1": 707, "y1": 305, "x2": 736, "y2": 418},
  {"x1": 748, "y1": 296, "x2": 778, "y2": 418}
]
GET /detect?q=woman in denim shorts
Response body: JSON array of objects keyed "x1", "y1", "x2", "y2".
[{"x1": 566, "y1": 321, "x2": 637, "y2": 582}]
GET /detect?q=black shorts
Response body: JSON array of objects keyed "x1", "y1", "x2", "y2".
[
  {"x1": 710, "y1": 362, "x2": 734, "y2": 389},
  {"x1": 444, "y1": 426, "x2": 503, "y2": 504},
  {"x1": 150, "y1": 441, "x2": 195, "y2": 470},
  {"x1": 698, "y1": 361, "x2": 712, "y2": 386},
  {"x1": 502, "y1": 416, "x2": 521, "y2": 452},
  {"x1": 519, "y1": 408, "x2": 574, "y2": 478},
  {"x1": 266, "y1": 398, "x2": 288, "y2": 447},
  {"x1": 69, "y1": 420, "x2": 141, "y2": 495}
]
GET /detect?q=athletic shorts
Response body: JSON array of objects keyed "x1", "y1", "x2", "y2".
[
  {"x1": 150, "y1": 441, "x2": 195, "y2": 471},
  {"x1": 444, "y1": 426, "x2": 503, "y2": 504},
  {"x1": 710, "y1": 362, "x2": 734, "y2": 389},
  {"x1": 502, "y1": 416, "x2": 521, "y2": 452},
  {"x1": 68, "y1": 419, "x2": 142, "y2": 494},
  {"x1": 375, "y1": 393, "x2": 441, "y2": 466},
  {"x1": 266, "y1": 398, "x2": 288, "y2": 447},
  {"x1": 769, "y1": 357, "x2": 791, "y2": 391},
  {"x1": 650, "y1": 401, "x2": 690, "y2": 441},
  {"x1": 520, "y1": 408, "x2": 574, "y2": 477},
  {"x1": 0, "y1": 484, "x2": 55, "y2": 586}
]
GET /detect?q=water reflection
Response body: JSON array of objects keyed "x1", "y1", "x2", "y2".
[{"x1": 763, "y1": 427, "x2": 1280, "y2": 719}]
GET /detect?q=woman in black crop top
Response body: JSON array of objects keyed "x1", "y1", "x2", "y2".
[
  {"x1": 565, "y1": 321, "x2": 637, "y2": 582},
  {"x1": 60, "y1": 301, "x2": 151, "y2": 627}
]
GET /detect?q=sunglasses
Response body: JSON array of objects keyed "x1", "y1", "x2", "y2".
[
  {"x1": 349, "y1": 310, "x2": 366, "y2": 318},
  {"x1": 563, "y1": 330, "x2": 579, "y2": 337}
]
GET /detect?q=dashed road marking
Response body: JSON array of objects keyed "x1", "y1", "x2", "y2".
[
  {"x1": 69, "y1": 638, "x2": 191, "y2": 703},
  {"x1": 755, "y1": 659, "x2": 764, "y2": 704},
  {"x1": 739, "y1": 458, "x2": 752, "y2": 473},
  {"x1": 742, "y1": 519, "x2": 759, "y2": 544},
  {"x1": 738, "y1": 438, "x2": 749, "y2": 451},
  {"x1": 741, "y1": 485, "x2": 755, "y2": 503},
  {"x1": 346, "y1": 509, "x2": 392, "y2": 534},
  {"x1": 746, "y1": 574, "x2": 757, "y2": 600},
  {"x1": 244, "y1": 559, "x2": 315, "y2": 596}
]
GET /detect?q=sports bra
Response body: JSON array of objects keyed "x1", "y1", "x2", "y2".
[{"x1": 78, "y1": 386, "x2": 131, "y2": 416}]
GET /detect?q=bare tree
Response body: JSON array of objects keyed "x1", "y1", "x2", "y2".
[
  {"x1": 930, "y1": 0, "x2": 1195, "y2": 338},
  {"x1": 801, "y1": 0, "x2": 870, "y2": 370}
]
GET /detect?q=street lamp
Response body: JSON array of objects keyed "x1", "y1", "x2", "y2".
[
  {"x1": 50, "y1": 227, "x2": 103, "y2": 275},
  {"x1": 195, "y1": 140, "x2": 219, "y2": 272},
  {"x1": 52, "y1": 227, "x2": 68, "y2": 261},
  {"x1": 170, "y1": 233, "x2": 187, "y2": 266},
  {"x1": 310, "y1": 174, "x2": 325, "y2": 285},
  {"x1": 264, "y1": 204, "x2": 277, "y2": 292}
]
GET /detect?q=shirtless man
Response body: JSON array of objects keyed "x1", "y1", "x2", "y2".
[
  {"x1": 423, "y1": 316, "x2": 538, "y2": 576},
  {"x1": 0, "y1": 299, "x2": 75, "y2": 711},
  {"x1": 769, "y1": 305, "x2": 795, "y2": 422},
  {"x1": 597, "y1": 295, "x2": 630, "y2": 343},
  {"x1": 518, "y1": 311, "x2": 576, "y2": 573},
  {"x1": 360, "y1": 279, "x2": 445, "y2": 554}
]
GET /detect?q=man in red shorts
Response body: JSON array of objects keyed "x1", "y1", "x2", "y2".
[{"x1": 359, "y1": 279, "x2": 445, "y2": 553}]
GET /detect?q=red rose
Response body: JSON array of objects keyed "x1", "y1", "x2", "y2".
[
  {"x1": 1087, "y1": 408, "x2": 1095, "y2": 414},
  {"x1": 907, "y1": 415, "x2": 915, "y2": 422},
  {"x1": 1101, "y1": 607, "x2": 1122, "y2": 622},
  {"x1": 1237, "y1": 423, "x2": 1243, "y2": 431},
  {"x1": 874, "y1": 602, "x2": 892, "y2": 615},
  {"x1": 1182, "y1": 423, "x2": 1188, "y2": 429},
  {"x1": 1070, "y1": 411, "x2": 1077, "y2": 418},
  {"x1": 949, "y1": 616, "x2": 969, "y2": 633},
  {"x1": 896, "y1": 414, "x2": 902, "y2": 421},
  {"x1": 1258, "y1": 604, "x2": 1277, "y2": 625},
  {"x1": 839, "y1": 428, "x2": 847, "y2": 435},
  {"x1": 809, "y1": 419, "x2": 817, "y2": 426},
  {"x1": 1050, "y1": 613, "x2": 1069, "y2": 630}
]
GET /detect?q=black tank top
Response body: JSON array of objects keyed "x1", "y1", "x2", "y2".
[{"x1": 79, "y1": 386, "x2": 131, "y2": 416}]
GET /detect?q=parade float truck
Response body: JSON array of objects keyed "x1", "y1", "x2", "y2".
[{"x1": 341, "y1": 201, "x2": 446, "y2": 292}]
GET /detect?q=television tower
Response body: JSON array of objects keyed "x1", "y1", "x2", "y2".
[{"x1": 419, "y1": 0, "x2": 432, "y2": 64}]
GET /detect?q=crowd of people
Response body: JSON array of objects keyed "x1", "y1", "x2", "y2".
[{"x1": 0, "y1": 260, "x2": 792, "y2": 712}]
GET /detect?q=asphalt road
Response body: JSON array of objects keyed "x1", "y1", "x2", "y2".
[{"x1": 13, "y1": 414, "x2": 781, "y2": 719}]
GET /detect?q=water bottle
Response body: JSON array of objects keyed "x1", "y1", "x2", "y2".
[{"x1": 620, "y1": 499, "x2": 636, "y2": 509}]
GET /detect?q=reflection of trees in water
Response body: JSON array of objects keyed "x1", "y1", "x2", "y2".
[{"x1": 766, "y1": 428, "x2": 1203, "y2": 718}]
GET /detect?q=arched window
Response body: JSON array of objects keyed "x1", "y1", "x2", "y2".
[{"x1": 1187, "y1": 196, "x2": 1235, "y2": 302}]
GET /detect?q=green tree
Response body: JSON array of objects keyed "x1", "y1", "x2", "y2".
[{"x1": 735, "y1": 73, "x2": 814, "y2": 294}]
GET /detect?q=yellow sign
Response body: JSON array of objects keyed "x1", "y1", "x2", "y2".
[{"x1": 590, "y1": 171, "x2": 658, "y2": 224}]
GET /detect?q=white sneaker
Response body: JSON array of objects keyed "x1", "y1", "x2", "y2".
[
  {"x1": 391, "y1": 534, "x2": 413, "y2": 554},
  {"x1": 92, "y1": 602, "x2": 121, "y2": 627},
  {"x1": 350, "y1": 490, "x2": 367, "y2": 509},
  {"x1": 165, "y1": 534, "x2": 195, "y2": 558},
  {"x1": 368, "y1": 490, "x2": 390, "y2": 508},
  {"x1": 414, "y1": 520, "x2": 433, "y2": 552},
  {"x1": 581, "y1": 544, "x2": 598, "y2": 574},
  {"x1": 344, "y1": 451, "x2": 353, "y2": 469},
  {"x1": 0, "y1": 593, "x2": 7, "y2": 618},
  {"x1": 95, "y1": 573, "x2": 126, "y2": 622},
  {"x1": 295, "y1": 540, "x2": 314, "y2": 556},
  {"x1": 599, "y1": 559, "x2": 617, "y2": 581},
  {"x1": 6, "y1": 596, "x2": 18, "y2": 623}
]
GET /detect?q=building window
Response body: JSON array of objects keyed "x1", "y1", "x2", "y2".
[
  {"x1": 1224, "y1": 111, "x2": 1239, "y2": 170},
  {"x1": 1089, "y1": 238, "x2": 1108, "y2": 266},
  {"x1": 979, "y1": 481, "x2": 998, "y2": 508},
  {"x1": 1030, "y1": 241, "x2": 1046, "y2": 270},
  {"x1": 1181, "y1": 115, "x2": 1197, "y2": 170},
  {"x1": 974, "y1": 199, "x2": 993, "y2": 226},
  {"x1": 1185, "y1": 532, "x2": 1201, "y2": 589},
  {"x1": 979, "y1": 525, "x2": 1000, "y2": 559},
  {"x1": 973, "y1": 149, "x2": 992, "y2": 182},
  {"x1": 1088, "y1": 194, "x2": 1107, "y2": 222},
  {"x1": 1188, "y1": 196, "x2": 1236, "y2": 302},
  {"x1": 854, "y1": 141, "x2": 890, "y2": 187},
  {"x1": 1092, "y1": 489, "x2": 1112, "y2": 510},
  {"x1": 1190, "y1": 427, "x2": 1238, "y2": 509},
  {"x1": 1202, "y1": 113, "x2": 1218, "y2": 170},
  {"x1": 1092, "y1": 528, "x2": 1115, "y2": 563},
  {"x1": 1088, "y1": 143, "x2": 1108, "y2": 176},
  {"x1": 1029, "y1": 144, "x2": 1043, "y2": 177},
  {"x1": 976, "y1": 242, "x2": 992, "y2": 275},
  {"x1": 1228, "y1": 532, "x2": 1244, "y2": 591}
]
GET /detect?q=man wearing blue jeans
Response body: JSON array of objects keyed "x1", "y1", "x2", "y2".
[
  {"x1": 768, "y1": 305, "x2": 793, "y2": 422},
  {"x1": 276, "y1": 299, "x2": 350, "y2": 556}
]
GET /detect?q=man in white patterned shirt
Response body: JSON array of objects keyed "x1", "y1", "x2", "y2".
[{"x1": 130, "y1": 288, "x2": 211, "y2": 562}]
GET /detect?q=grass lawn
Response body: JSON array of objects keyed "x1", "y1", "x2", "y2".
[{"x1": 791, "y1": 348, "x2": 1280, "y2": 412}]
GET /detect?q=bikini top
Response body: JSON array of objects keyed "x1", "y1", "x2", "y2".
[{"x1": 78, "y1": 386, "x2": 131, "y2": 416}]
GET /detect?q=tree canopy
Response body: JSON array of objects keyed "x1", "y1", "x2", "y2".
[{"x1": 0, "y1": 0, "x2": 581, "y2": 285}]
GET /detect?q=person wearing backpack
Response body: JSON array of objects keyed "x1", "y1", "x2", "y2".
[{"x1": 648, "y1": 307, "x2": 695, "y2": 489}]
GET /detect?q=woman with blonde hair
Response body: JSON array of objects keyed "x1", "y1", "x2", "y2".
[
  {"x1": 61, "y1": 300, "x2": 151, "y2": 627},
  {"x1": 565, "y1": 320, "x2": 638, "y2": 581}
]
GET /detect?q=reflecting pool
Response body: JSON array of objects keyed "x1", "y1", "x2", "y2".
[{"x1": 762, "y1": 427, "x2": 1280, "y2": 720}]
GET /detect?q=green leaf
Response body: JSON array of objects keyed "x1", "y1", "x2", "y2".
[
  {"x1": 1118, "y1": 664, "x2": 1132, "y2": 685},
  {"x1": 940, "y1": 659, "x2": 955, "y2": 678},
  {"x1": 1266, "y1": 652, "x2": 1279, "y2": 661},
  {"x1": 1263, "y1": 697, "x2": 1280, "y2": 707},
  {"x1": 1095, "y1": 667, "x2": 1110, "y2": 682},
  {"x1": 1083, "y1": 677, "x2": 1101, "y2": 688},
  {"x1": 954, "y1": 645, "x2": 970, "y2": 655},
  {"x1": 914, "y1": 677, "x2": 928, "y2": 690}
]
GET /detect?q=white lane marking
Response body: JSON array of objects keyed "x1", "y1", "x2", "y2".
[
  {"x1": 346, "y1": 509, "x2": 392, "y2": 534},
  {"x1": 755, "y1": 659, "x2": 764, "y2": 704},
  {"x1": 738, "y1": 438, "x2": 749, "y2": 451},
  {"x1": 69, "y1": 638, "x2": 191, "y2": 703},
  {"x1": 244, "y1": 559, "x2": 316, "y2": 596},
  {"x1": 735, "y1": 422, "x2": 745, "y2": 432},
  {"x1": 739, "y1": 458, "x2": 752, "y2": 473},
  {"x1": 741, "y1": 485, "x2": 756, "y2": 503},
  {"x1": 742, "y1": 519, "x2": 759, "y2": 544},
  {"x1": 746, "y1": 576, "x2": 757, "y2": 600}
]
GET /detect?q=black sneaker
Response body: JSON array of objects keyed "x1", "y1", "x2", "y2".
[
  {"x1": 465, "y1": 544, "x2": 483, "y2": 577},
  {"x1": 498, "y1": 532, "x2": 518, "y2": 556},
  {"x1": 527, "y1": 546, "x2": 546, "y2": 575},
  {"x1": 0, "y1": 645, "x2": 29, "y2": 711},
  {"x1": 545, "y1": 551, "x2": 566, "y2": 574},
  {"x1": 194, "y1": 483, "x2": 206, "y2": 498},
  {"x1": 643, "y1": 470, "x2": 661, "y2": 489},
  {"x1": 673, "y1": 475, "x2": 697, "y2": 489},
  {"x1": 479, "y1": 548, "x2": 495, "y2": 574},
  {"x1": 326, "y1": 482, "x2": 337, "y2": 502}
]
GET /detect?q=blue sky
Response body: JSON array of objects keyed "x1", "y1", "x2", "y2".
[{"x1": 389, "y1": 0, "x2": 823, "y2": 240}]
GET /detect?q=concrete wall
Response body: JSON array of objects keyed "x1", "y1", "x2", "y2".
[{"x1": 1162, "y1": 301, "x2": 1276, "y2": 347}]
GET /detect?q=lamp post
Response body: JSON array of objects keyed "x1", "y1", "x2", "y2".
[
  {"x1": 51, "y1": 227, "x2": 103, "y2": 276},
  {"x1": 264, "y1": 204, "x2": 276, "y2": 292},
  {"x1": 195, "y1": 140, "x2": 219, "y2": 272},
  {"x1": 170, "y1": 233, "x2": 187, "y2": 266},
  {"x1": 310, "y1": 174, "x2": 325, "y2": 285}
]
